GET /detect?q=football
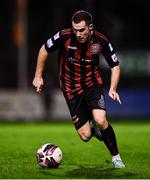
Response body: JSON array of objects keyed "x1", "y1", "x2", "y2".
[{"x1": 36, "y1": 143, "x2": 63, "y2": 168}]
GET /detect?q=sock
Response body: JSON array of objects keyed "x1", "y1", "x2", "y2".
[
  {"x1": 100, "y1": 123, "x2": 119, "y2": 156},
  {"x1": 90, "y1": 120, "x2": 103, "y2": 141},
  {"x1": 91, "y1": 126, "x2": 95, "y2": 136}
]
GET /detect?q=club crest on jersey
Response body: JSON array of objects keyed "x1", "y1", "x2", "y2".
[{"x1": 91, "y1": 44, "x2": 101, "y2": 54}]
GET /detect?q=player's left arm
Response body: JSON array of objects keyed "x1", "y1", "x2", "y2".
[
  {"x1": 109, "y1": 65, "x2": 122, "y2": 104},
  {"x1": 101, "y1": 40, "x2": 122, "y2": 104}
]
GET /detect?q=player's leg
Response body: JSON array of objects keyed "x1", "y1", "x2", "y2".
[
  {"x1": 92, "y1": 109, "x2": 117, "y2": 154},
  {"x1": 92, "y1": 109, "x2": 125, "y2": 168},
  {"x1": 76, "y1": 120, "x2": 92, "y2": 142},
  {"x1": 64, "y1": 94, "x2": 93, "y2": 142},
  {"x1": 85, "y1": 85, "x2": 125, "y2": 168},
  {"x1": 85, "y1": 86, "x2": 105, "y2": 141},
  {"x1": 89, "y1": 119, "x2": 103, "y2": 141}
]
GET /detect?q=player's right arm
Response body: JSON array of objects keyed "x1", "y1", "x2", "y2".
[
  {"x1": 32, "y1": 45, "x2": 48, "y2": 93},
  {"x1": 32, "y1": 29, "x2": 69, "y2": 93}
]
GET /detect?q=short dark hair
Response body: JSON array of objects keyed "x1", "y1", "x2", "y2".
[{"x1": 71, "y1": 10, "x2": 93, "y2": 25}]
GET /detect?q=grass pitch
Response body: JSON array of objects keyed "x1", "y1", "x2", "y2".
[{"x1": 0, "y1": 120, "x2": 150, "y2": 179}]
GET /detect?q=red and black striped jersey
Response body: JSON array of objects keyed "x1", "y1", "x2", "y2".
[{"x1": 44, "y1": 28, "x2": 119, "y2": 100}]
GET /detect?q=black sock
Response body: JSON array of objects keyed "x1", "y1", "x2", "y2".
[
  {"x1": 100, "y1": 124, "x2": 119, "y2": 156},
  {"x1": 91, "y1": 126, "x2": 95, "y2": 137}
]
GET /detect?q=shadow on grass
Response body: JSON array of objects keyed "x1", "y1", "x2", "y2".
[
  {"x1": 66, "y1": 166, "x2": 135, "y2": 179},
  {"x1": 35, "y1": 165, "x2": 136, "y2": 179}
]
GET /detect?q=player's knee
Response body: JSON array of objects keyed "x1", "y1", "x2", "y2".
[
  {"x1": 93, "y1": 110, "x2": 108, "y2": 127},
  {"x1": 79, "y1": 131, "x2": 91, "y2": 142},
  {"x1": 94, "y1": 117, "x2": 108, "y2": 130}
]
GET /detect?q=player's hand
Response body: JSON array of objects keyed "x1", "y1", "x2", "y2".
[
  {"x1": 32, "y1": 77, "x2": 44, "y2": 93},
  {"x1": 108, "y1": 90, "x2": 122, "y2": 104}
]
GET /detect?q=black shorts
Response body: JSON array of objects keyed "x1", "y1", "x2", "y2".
[{"x1": 64, "y1": 85, "x2": 106, "y2": 129}]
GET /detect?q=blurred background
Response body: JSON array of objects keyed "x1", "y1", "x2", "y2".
[{"x1": 0, "y1": 0, "x2": 150, "y2": 121}]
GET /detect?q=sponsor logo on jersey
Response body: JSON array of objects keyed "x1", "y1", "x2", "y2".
[
  {"x1": 68, "y1": 46, "x2": 77, "y2": 50},
  {"x1": 81, "y1": 58, "x2": 94, "y2": 62},
  {"x1": 69, "y1": 57, "x2": 94, "y2": 63},
  {"x1": 91, "y1": 44, "x2": 101, "y2": 54}
]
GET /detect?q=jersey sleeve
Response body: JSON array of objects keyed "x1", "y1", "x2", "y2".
[
  {"x1": 44, "y1": 31, "x2": 63, "y2": 52},
  {"x1": 101, "y1": 40, "x2": 119, "y2": 68}
]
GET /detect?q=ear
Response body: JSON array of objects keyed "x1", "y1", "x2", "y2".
[{"x1": 89, "y1": 24, "x2": 93, "y2": 30}]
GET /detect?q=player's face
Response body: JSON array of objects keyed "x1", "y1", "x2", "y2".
[{"x1": 72, "y1": 20, "x2": 93, "y2": 43}]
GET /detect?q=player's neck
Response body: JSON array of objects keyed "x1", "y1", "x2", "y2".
[{"x1": 87, "y1": 30, "x2": 93, "y2": 42}]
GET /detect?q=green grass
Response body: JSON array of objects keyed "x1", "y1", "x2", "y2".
[{"x1": 0, "y1": 120, "x2": 150, "y2": 179}]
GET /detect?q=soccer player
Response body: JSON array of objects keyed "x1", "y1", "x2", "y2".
[{"x1": 33, "y1": 10, "x2": 125, "y2": 168}]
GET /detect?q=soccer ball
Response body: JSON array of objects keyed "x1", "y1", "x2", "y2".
[{"x1": 36, "y1": 143, "x2": 63, "y2": 168}]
